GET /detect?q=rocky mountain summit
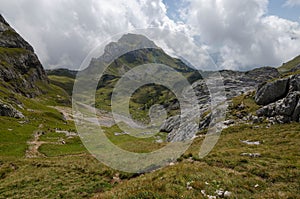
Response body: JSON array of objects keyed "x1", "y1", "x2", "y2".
[{"x1": 0, "y1": 14, "x2": 48, "y2": 98}]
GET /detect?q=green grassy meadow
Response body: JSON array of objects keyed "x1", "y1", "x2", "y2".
[{"x1": 0, "y1": 88, "x2": 299, "y2": 198}]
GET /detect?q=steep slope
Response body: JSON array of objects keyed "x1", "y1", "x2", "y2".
[
  {"x1": 0, "y1": 14, "x2": 48, "y2": 98},
  {"x1": 161, "y1": 67, "x2": 280, "y2": 141},
  {"x1": 0, "y1": 15, "x2": 100, "y2": 198},
  {"x1": 0, "y1": 15, "x2": 71, "y2": 117}
]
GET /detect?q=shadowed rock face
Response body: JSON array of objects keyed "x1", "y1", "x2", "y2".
[{"x1": 0, "y1": 14, "x2": 48, "y2": 98}]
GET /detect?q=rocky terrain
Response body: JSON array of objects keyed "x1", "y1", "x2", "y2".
[
  {"x1": 161, "y1": 67, "x2": 280, "y2": 141},
  {"x1": 45, "y1": 33, "x2": 300, "y2": 144},
  {"x1": 50, "y1": 32, "x2": 299, "y2": 143}
]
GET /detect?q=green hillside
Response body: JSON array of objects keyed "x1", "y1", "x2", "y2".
[
  {"x1": 48, "y1": 75, "x2": 75, "y2": 96},
  {"x1": 92, "y1": 47, "x2": 200, "y2": 123},
  {"x1": 278, "y1": 55, "x2": 300, "y2": 74}
]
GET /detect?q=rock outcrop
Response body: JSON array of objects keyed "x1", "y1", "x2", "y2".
[
  {"x1": 0, "y1": 100, "x2": 24, "y2": 118},
  {"x1": 0, "y1": 14, "x2": 48, "y2": 98},
  {"x1": 256, "y1": 74, "x2": 300, "y2": 123}
]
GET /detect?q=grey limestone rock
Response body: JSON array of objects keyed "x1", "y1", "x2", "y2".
[
  {"x1": 255, "y1": 78, "x2": 289, "y2": 106},
  {"x1": 0, "y1": 100, "x2": 24, "y2": 118}
]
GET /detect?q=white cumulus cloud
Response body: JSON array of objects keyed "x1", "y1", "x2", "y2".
[
  {"x1": 182, "y1": 0, "x2": 300, "y2": 70},
  {"x1": 0, "y1": 0, "x2": 300, "y2": 71},
  {"x1": 0, "y1": 0, "x2": 194, "y2": 69}
]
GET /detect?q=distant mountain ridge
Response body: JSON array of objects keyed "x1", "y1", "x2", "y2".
[{"x1": 46, "y1": 68, "x2": 78, "y2": 79}]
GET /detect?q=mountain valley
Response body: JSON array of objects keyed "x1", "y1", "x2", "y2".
[{"x1": 0, "y1": 14, "x2": 299, "y2": 199}]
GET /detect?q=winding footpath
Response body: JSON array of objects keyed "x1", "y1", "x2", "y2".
[{"x1": 25, "y1": 129, "x2": 48, "y2": 158}]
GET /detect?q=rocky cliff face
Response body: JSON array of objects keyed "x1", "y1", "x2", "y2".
[{"x1": 0, "y1": 14, "x2": 48, "y2": 98}]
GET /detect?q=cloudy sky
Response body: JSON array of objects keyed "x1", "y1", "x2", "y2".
[{"x1": 0, "y1": 0, "x2": 300, "y2": 71}]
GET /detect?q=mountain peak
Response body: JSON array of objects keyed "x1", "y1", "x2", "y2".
[
  {"x1": 118, "y1": 33, "x2": 157, "y2": 48},
  {"x1": 101, "y1": 33, "x2": 158, "y2": 62}
]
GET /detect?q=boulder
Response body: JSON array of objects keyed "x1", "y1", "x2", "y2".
[
  {"x1": 255, "y1": 78, "x2": 289, "y2": 105},
  {"x1": 0, "y1": 100, "x2": 24, "y2": 118},
  {"x1": 256, "y1": 102, "x2": 275, "y2": 117},
  {"x1": 275, "y1": 115, "x2": 291, "y2": 124}
]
